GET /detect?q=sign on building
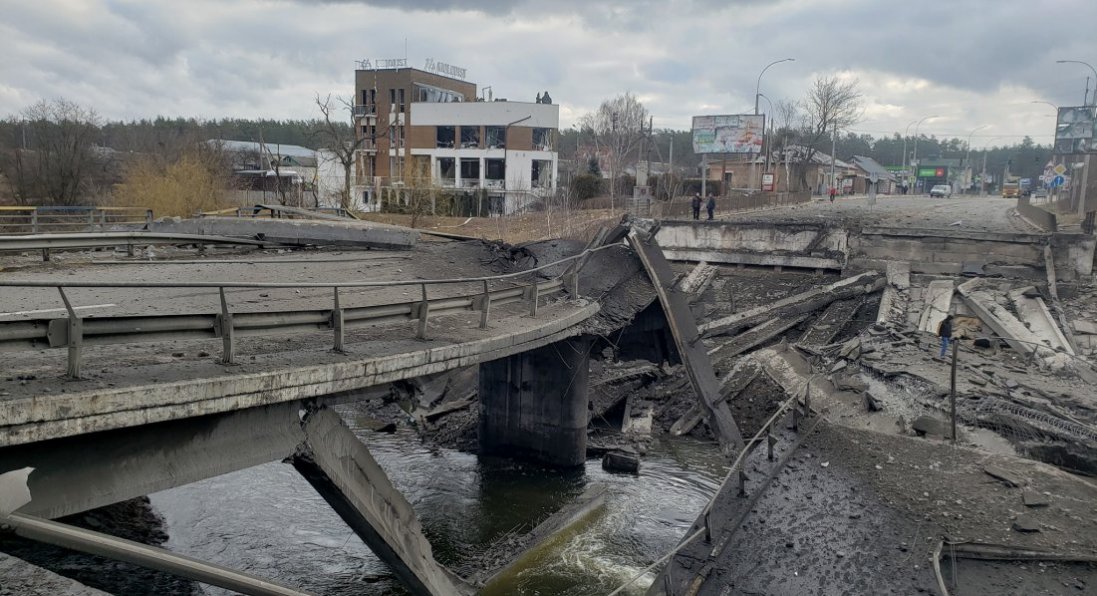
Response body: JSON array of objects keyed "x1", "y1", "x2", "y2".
[
  {"x1": 761, "y1": 173, "x2": 775, "y2": 192},
  {"x1": 691, "y1": 114, "x2": 765, "y2": 154},
  {"x1": 1054, "y1": 106, "x2": 1097, "y2": 154},
  {"x1": 918, "y1": 167, "x2": 947, "y2": 178}
]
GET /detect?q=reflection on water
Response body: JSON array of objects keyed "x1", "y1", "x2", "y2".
[{"x1": 150, "y1": 403, "x2": 726, "y2": 595}]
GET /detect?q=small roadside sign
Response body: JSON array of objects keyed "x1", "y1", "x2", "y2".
[
  {"x1": 1052, "y1": 175, "x2": 1066, "y2": 187},
  {"x1": 1054, "y1": 164, "x2": 1068, "y2": 176}
]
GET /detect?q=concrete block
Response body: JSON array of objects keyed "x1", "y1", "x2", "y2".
[{"x1": 1074, "y1": 320, "x2": 1097, "y2": 335}]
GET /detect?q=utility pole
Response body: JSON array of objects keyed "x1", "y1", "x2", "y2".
[
  {"x1": 830, "y1": 124, "x2": 837, "y2": 194},
  {"x1": 981, "y1": 151, "x2": 988, "y2": 196}
]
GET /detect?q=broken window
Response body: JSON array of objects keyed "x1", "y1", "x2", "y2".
[
  {"x1": 461, "y1": 126, "x2": 481, "y2": 149},
  {"x1": 486, "y1": 126, "x2": 505, "y2": 149},
  {"x1": 460, "y1": 158, "x2": 480, "y2": 186},
  {"x1": 531, "y1": 159, "x2": 553, "y2": 188},
  {"x1": 414, "y1": 83, "x2": 464, "y2": 103},
  {"x1": 485, "y1": 158, "x2": 505, "y2": 188},
  {"x1": 533, "y1": 128, "x2": 553, "y2": 151},
  {"x1": 436, "y1": 126, "x2": 455, "y2": 148},
  {"x1": 438, "y1": 158, "x2": 456, "y2": 185}
]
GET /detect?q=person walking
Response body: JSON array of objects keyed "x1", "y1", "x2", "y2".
[
  {"x1": 937, "y1": 314, "x2": 954, "y2": 359},
  {"x1": 828, "y1": 186, "x2": 837, "y2": 203},
  {"x1": 705, "y1": 194, "x2": 716, "y2": 220},
  {"x1": 691, "y1": 193, "x2": 702, "y2": 220}
]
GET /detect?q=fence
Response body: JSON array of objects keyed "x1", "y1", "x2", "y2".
[
  {"x1": 0, "y1": 206, "x2": 152, "y2": 236},
  {"x1": 0, "y1": 245, "x2": 614, "y2": 378},
  {"x1": 651, "y1": 191, "x2": 812, "y2": 219}
]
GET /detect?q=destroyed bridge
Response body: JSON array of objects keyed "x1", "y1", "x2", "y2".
[{"x1": 1, "y1": 199, "x2": 1096, "y2": 595}]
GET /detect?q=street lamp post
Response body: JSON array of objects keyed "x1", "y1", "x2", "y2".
[
  {"x1": 965, "y1": 125, "x2": 989, "y2": 193},
  {"x1": 1056, "y1": 60, "x2": 1097, "y2": 106},
  {"x1": 902, "y1": 119, "x2": 918, "y2": 192},
  {"x1": 502, "y1": 115, "x2": 532, "y2": 213},
  {"x1": 752, "y1": 58, "x2": 793, "y2": 192},
  {"x1": 911, "y1": 115, "x2": 938, "y2": 194},
  {"x1": 758, "y1": 93, "x2": 774, "y2": 180},
  {"x1": 755, "y1": 58, "x2": 794, "y2": 115}
]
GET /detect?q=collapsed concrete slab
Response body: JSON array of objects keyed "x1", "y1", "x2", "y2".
[
  {"x1": 626, "y1": 225, "x2": 745, "y2": 452},
  {"x1": 875, "y1": 262, "x2": 910, "y2": 325},
  {"x1": 293, "y1": 408, "x2": 471, "y2": 596},
  {"x1": 799, "y1": 297, "x2": 865, "y2": 349},
  {"x1": 957, "y1": 279, "x2": 1072, "y2": 370},
  {"x1": 676, "y1": 260, "x2": 717, "y2": 299},
  {"x1": 150, "y1": 216, "x2": 419, "y2": 250},
  {"x1": 917, "y1": 280, "x2": 954, "y2": 334},
  {"x1": 1009, "y1": 287, "x2": 1074, "y2": 356},
  {"x1": 708, "y1": 313, "x2": 812, "y2": 363},
  {"x1": 701, "y1": 271, "x2": 884, "y2": 338}
]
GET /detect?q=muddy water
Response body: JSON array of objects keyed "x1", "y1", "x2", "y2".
[{"x1": 149, "y1": 403, "x2": 726, "y2": 595}]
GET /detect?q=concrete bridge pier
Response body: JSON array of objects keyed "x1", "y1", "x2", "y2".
[{"x1": 478, "y1": 336, "x2": 592, "y2": 467}]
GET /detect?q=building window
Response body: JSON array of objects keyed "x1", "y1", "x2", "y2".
[
  {"x1": 414, "y1": 83, "x2": 464, "y2": 103},
  {"x1": 533, "y1": 128, "x2": 553, "y2": 151},
  {"x1": 389, "y1": 89, "x2": 396, "y2": 108},
  {"x1": 436, "y1": 126, "x2": 455, "y2": 148},
  {"x1": 398, "y1": 88, "x2": 405, "y2": 112},
  {"x1": 438, "y1": 158, "x2": 456, "y2": 185},
  {"x1": 460, "y1": 126, "x2": 480, "y2": 149},
  {"x1": 485, "y1": 159, "x2": 505, "y2": 188},
  {"x1": 460, "y1": 158, "x2": 480, "y2": 186},
  {"x1": 486, "y1": 126, "x2": 505, "y2": 149},
  {"x1": 531, "y1": 160, "x2": 553, "y2": 188}
]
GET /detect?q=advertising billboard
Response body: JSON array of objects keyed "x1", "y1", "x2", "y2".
[
  {"x1": 1055, "y1": 106, "x2": 1097, "y2": 154},
  {"x1": 692, "y1": 114, "x2": 765, "y2": 154},
  {"x1": 917, "y1": 167, "x2": 947, "y2": 178}
]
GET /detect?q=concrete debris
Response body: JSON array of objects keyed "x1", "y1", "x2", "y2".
[
  {"x1": 983, "y1": 464, "x2": 1023, "y2": 488},
  {"x1": 677, "y1": 261, "x2": 717, "y2": 301},
  {"x1": 1022, "y1": 489, "x2": 1050, "y2": 508},
  {"x1": 1009, "y1": 286, "x2": 1074, "y2": 356},
  {"x1": 1073, "y1": 320, "x2": 1097, "y2": 335},
  {"x1": 702, "y1": 271, "x2": 884, "y2": 338},
  {"x1": 670, "y1": 357, "x2": 760, "y2": 437},
  {"x1": 798, "y1": 297, "x2": 865, "y2": 349},
  {"x1": 1012, "y1": 514, "x2": 1041, "y2": 533},
  {"x1": 708, "y1": 313, "x2": 812, "y2": 363},
  {"x1": 602, "y1": 450, "x2": 641, "y2": 474},
  {"x1": 911, "y1": 415, "x2": 949, "y2": 438},
  {"x1": 957, "y1": 278, "x2": 1073, "y2": 370},
  {"x1": 917, "y1": 280, "x2": 954, "y2": 334}
]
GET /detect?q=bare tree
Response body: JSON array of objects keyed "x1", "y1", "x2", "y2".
[
  {"x1": 3, "y1": 99, "x2": 103, "y2": 205},
  {"x1": 788, "y1": 76, "x2": 863, "y2": 192},
  {"x1": 578, "y1": 92, "x2": 649, "y2": 200},
  {"x1": 314, "y1": 94, "x2": 367, "y2": 211}
]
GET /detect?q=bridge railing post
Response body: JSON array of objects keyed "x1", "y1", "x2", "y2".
[
  {"x1": 218, "y1": 287, "x2": 235, "y2": 364},
  {"x1": 416, "y1": 284, "x2": 430, "y2": 340},
  {"x1": 31, "y1": 208, "x2": 38, "y2": 234},
  {"x1": 332, "y1": 287, "x2": 345, "y2": 353},
  {"x1": 57, "y1": 287, "x2": 83, "y2": 379},
  {"x1": 479, "y1": 280, "x2": 491, "y2": 329},
  {"x1": 527, "y1": 279, "x2": 539, "y2": 317}
]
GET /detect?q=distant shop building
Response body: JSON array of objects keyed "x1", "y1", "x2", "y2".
[{"x1": 353, "y1": 60, "x2": 558, "y2": 214}]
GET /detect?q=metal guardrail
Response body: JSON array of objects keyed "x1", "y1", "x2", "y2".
[
  {"x1": 0, "y1": 245, "x2": 613, "y2": 378},
  {"x1": 0, "y1": 232, "x2": 277, "y2": 260},
  {"x1": 0, "y1": 206, "x2": 152, "y2": 236}
]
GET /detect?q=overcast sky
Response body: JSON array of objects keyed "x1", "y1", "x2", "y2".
[{"x1": 2, "y1": 0, "x2": 1095, "y2": 146}]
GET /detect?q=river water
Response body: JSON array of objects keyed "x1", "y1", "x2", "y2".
[{"x1": 148, "y1": 403, "x2": 726, "y2": 595}]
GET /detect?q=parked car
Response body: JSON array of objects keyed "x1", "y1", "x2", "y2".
[
  {"x1": 1032, "y1": 188, "x2": 1049, "y2": 200},
  {"x1": 929, "y1": 184, "x2": 952, "y2": 198}
]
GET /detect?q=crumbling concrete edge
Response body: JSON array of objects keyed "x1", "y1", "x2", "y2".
[{"x1": 477, "y1": 485, "x2": 608, "y2": 591}]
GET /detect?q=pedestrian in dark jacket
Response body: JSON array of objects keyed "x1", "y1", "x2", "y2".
[
  {"x1": 706, "y1": 195, "x2": 716, "y2": 220},
  {"x1": 691, "y1": 193, "x2": 702, "y2": 220},
  {"x1": 937, "y1": 315, "x2": 954, "y2": 358}
]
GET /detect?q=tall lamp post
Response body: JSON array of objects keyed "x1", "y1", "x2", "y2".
[
  {"x1": 911, "y1": 115, "x2": 938, "y2": 194},
  {"x1": 753, "y1": 58, "x2": 793, "y2": 192},
  {"x1": 902, "y1": 119, "x2": 919, "y2": 192},
  {"x1": 965, "y1": 125, "x2": 990, "y2": 193},
  {"x1": 758, "y1": 93, "x2": 774, "y2": 182},
  {"x1": 755, "y1": 58, "x2": 794, "y2": 115},
  {"x1": 502, "y1": 115, "x2": 532, "y2": 212},
  {"x1": 1056, "y1": 60, "x2": 1097, "y2": 106}
]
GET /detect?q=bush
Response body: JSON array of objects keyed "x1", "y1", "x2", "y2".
[
  {"x1": 569, "y1": 174, "x2": 603, "y2": 202},
  {"x1": 112, "y1": 151, "x2": 229, "y2": 216}
]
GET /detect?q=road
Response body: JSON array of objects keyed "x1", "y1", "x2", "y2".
[{"x1": 720, "y1": 195, "x2": 1039, "y2": 234}]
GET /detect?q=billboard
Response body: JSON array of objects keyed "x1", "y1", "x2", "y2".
[
  {"x1": 1055, "y1": 106, "x2": 1097, "y2": 154},
  {"x1": 692, "y1": 114, "x2": 765, "y2": 154},
  {"x1": 917, "y1": 167, "x2": 947, "y2": 178}
]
